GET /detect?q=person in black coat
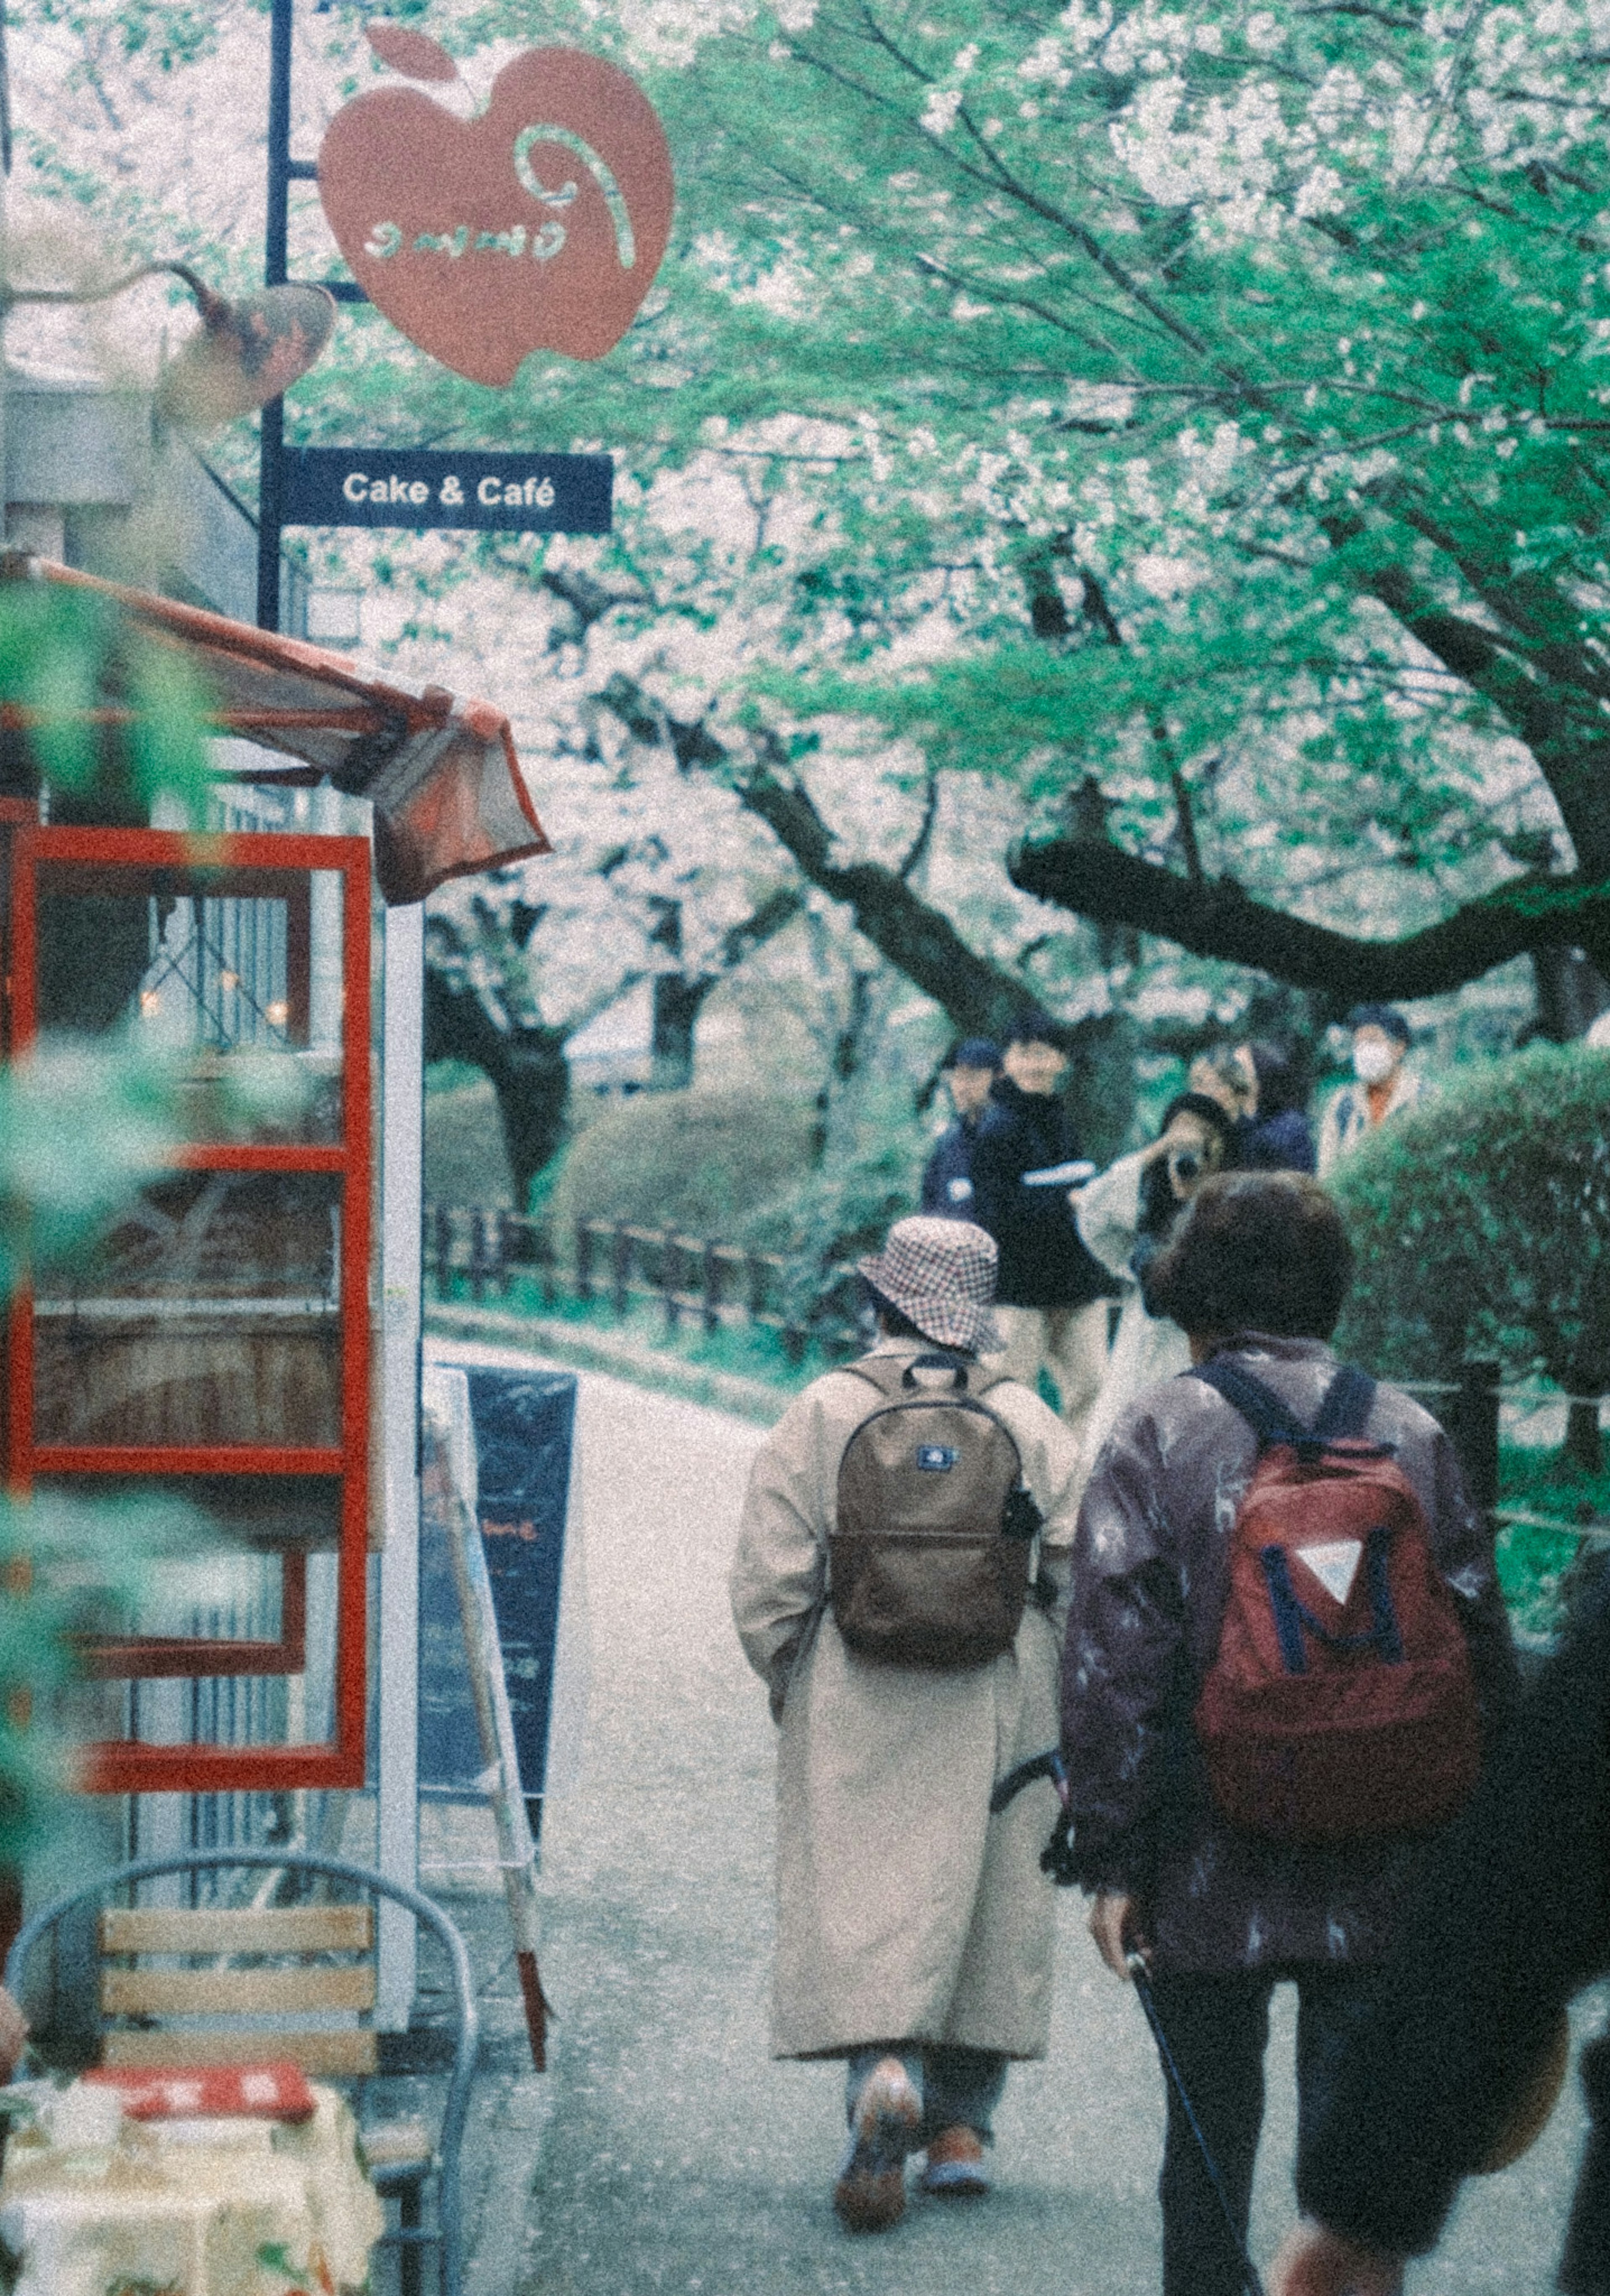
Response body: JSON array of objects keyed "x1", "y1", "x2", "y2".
[
  {"x1": 1272, "y1": 1554, "x2": 1610, "y2": 2296},
  {"x1": 919, "y1": 1038, "x2": 1001, "y2": 1219},
  {"x1": 969, "y1": 1011, "x2": 1116, "y2": 1451}
]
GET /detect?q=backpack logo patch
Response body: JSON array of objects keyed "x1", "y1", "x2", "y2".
[
  {"x1": 1294, "y1": 1540, "x2": 1363, "y2": 1606},
  {"x1": 916, "y1": 1444, "x2": 958, "y2": 1471}
]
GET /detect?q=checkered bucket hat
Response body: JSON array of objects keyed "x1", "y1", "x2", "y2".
[{"x1": 857, "y1": 1215, "x2": 1002, "y2": 1355}]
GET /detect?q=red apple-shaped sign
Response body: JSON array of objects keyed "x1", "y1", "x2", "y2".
[{"x1": 317, "y1": 46, "x2": 674, "y2": 385}]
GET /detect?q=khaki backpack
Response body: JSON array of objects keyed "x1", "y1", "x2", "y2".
[{"x1": 830, "y1": 1352, "x2": 1041, "y2": 1668}]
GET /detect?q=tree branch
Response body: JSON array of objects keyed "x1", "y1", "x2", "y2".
[
  {"x1": 899, "y1": 773, "x2": 940, "y2": 881},
  {"x1": 1010, "y1": 831, "x2": 1610, "y2": 995},
  {"x1": 597, "y1": 672, "x2": 1046, "y2": 1036}
]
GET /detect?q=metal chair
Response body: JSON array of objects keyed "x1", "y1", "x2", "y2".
[{"x1": 4, "y1": 1847, "x2": 479, "y2": 2296}]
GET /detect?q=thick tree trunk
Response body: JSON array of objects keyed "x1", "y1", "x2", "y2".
[
  {"x1": 650, "y1": 973, "x2": 714, "y2": 1091},
  {"x1": 1530, "y1": 950, "x2": 1610, "y2": 1044},
  {"x1": 810, "y1": 965, "x2": 876, "y2": 1168},
  {"x1": 423, "y1": 965, "x2": 572, "y2": 1209}
]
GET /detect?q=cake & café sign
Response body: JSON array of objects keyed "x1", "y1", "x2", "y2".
[{"x1": 283, "y1": 447, "x2": 613, "y2": 534}]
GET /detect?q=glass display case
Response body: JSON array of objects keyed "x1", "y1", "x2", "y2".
[{"x1": 5, "y1": 825, "x2": 372, "y2": 1793}]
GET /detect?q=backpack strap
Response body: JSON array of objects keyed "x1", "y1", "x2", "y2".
[
  {"x1": 840, "y1": 1341, "x2": 969, "y2": 1396},
  {"x1": 1189, "y1": 1359, "x2": 1315, "y2": 1450},
  {"x1": 841, "y1": 1351, "x2": 989, "y2": 1401},
  {"x1": 1190, "y1": 1358, "x2": 1379, "y2": 1459},
  {"x1": 1311, "y1": 1364, "x2": 1378, "y2": 1442}
]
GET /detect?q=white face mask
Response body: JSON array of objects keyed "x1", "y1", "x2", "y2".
[{"x1": 1353, "y1": 1037, "x2": 1397, "y2": 1086}]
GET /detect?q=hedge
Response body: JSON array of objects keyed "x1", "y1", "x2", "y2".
[{"x1": 1330, "y1": 1043, "x2": 1610, "y2": 1466}]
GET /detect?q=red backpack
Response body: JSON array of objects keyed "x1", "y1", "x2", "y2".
[{"x1": 1191, "y1": 1360, "x2": 1481, "y2": 1843}]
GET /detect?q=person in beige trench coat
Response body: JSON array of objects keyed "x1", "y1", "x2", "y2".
[{"x1": 729, "y1": 1215, "x2": 1082, "y2": 2233}]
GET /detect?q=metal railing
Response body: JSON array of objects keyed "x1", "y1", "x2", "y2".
[
  {"x1": 423, "y1": 1202, "x2": 866, "y2": 1362},
  {"x1": 422, "y1": 1204, "x2": 1610, "y2": 1530}
]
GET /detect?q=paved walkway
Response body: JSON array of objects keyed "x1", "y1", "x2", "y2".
[{"x1": 430, "y1": 1343, "x2": 1596, "y2": 2296}]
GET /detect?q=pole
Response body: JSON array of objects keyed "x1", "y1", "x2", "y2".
[
  {"x1": 0, "y1": 0, "x2": 13, "y2": 549},
  {"x1": 442, "y1": 1469, "x2": 550, "y2": 2069},
  {"x1": 257, "y1": 0, "x2": 293, "y2": 630},
  {"x1": 1126, "y1": 1952, "x2": 1268, "y2": 2296}
]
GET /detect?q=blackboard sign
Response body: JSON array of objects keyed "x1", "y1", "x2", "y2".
[
  {"x1": 418, "y1": 1367, "x2": 578, "y2": 1800},
  {"x1": 283, "y1": 447, "x2": 613, "y2": 533}
]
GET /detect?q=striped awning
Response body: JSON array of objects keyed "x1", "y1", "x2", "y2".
[{"x1": 5, "y1": 555, "x2": 550, "y2": 905}]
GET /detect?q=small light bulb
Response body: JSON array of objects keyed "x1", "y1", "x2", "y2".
[
  {"x1": 140, "y1": 991, "x2": 161, "y2": 1017},
  {"x1": 266, "y1": 1000, "x2": 289, "y2": 1027},
  {"x1": 219, "y1": 970, "x2": 239, "y2": 992}
]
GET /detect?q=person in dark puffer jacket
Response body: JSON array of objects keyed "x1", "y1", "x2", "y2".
[
  {"x1": 969, "y1": 1011, "x2": 1116, "y2": 1453},
  {"x1": 1272, "y1": 1553, "x2": 1610, "y2": 2296}
]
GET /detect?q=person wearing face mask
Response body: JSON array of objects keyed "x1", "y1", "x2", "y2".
[
  {"x1": 1071, "y1": 1092, "x2": 1237, "y2": 1480},
  {"x1": 1316, "y1": 1005, "x2": 1421, "y2": 1178}
]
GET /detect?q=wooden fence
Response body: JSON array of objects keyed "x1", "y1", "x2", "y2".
[{"x1": 423, "y1": 1202, "x2": 865, "y2": 1360}]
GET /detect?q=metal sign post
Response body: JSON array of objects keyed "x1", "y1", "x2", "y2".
[{"x1": 257, "y1": 0, "x2": 615, "y2": 633}]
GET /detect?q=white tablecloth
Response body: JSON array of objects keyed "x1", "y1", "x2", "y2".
[{"x1": 0, "y1": 2084, "x2": 384, "y2": 2296}]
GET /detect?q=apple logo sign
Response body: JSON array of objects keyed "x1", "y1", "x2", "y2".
[{"x1": 318, "y1": 27, "x2": 674, "y2": 386}]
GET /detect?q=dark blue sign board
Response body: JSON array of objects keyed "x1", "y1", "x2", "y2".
[
  {"x1": 283, "y1": 447, "x2": 613, "y2": 533},
  {"x1": 418, "y1": 1368, "x2": 577, "y2": 1801}
]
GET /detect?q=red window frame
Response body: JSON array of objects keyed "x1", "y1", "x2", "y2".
[{"x1": 7, "y1": 826, "x2": 371, "y2": 1793}]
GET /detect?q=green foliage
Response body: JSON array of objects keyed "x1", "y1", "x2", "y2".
[
  {"x1": 25, "y1": 0, "x2": 220, "y2": 72},
  {"x1": 0, "y1": 585, "x2": 210, "y2": 820},
  {"x1": 545, "y1": 1087, "x2": 819, "y2": 1241},
  {"x1": 423, "y1": 1074, "x2": 516, "y2": 1209},
  {"x1": 22, "y1": 0, "x2": 1610, "y2": 1018},
  {"x1": 0, "y1": 583, "x2": 221, "y2": 1862},
  {"x1": 735, "y1": 1095, "x2": 928, "y2": 1321},
  {"x1": 1494, "y1": 1441, "x2": 1610, "y2": 1640},
  {"x1": 444, "y1": 1270, "x2": 841, "y2": 1397},
  {"x1": 1332, "y1": 1045, "x2": 1610, "y2": 1401}
]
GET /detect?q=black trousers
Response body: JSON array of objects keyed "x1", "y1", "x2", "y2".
[{"x1": 1146, "y1": 1964, "x2": 1374, "y2": 2296}]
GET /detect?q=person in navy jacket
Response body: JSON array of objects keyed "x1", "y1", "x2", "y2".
[{"x1": 920, "y1": 1039, "x2": 1001, "y2": 1219}]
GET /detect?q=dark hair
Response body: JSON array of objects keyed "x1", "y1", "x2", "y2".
[
  {"x1": 1346, "y1": 1003, "x2": 1412, "y2": 1047},
  {"x1": 1144, "y1": 1172, "x2": 1354, "y2": 1340},
  {"x1": 945, "y1": 1037, "x2": 1002, "y2": 1072},
  {"x1": 858, "y1": 1278, "x2": 975, "y2": 1357},
  {"x1": 1139, "y1": 1093, "x2": 1238, "y2": 1239},
  {"x1": 1160, "y1": 1090, "x2": 1238, "y2": 1146},
  {"x1": 1246, "y1": 1038, "x2": 1309, "y2": 1118},
  {"x1": 1005, "y1": 1009, "x2": 1064, "y2": 1050}
]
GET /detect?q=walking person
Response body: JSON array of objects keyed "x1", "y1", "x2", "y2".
[
  {"x1": 1054, "y1": 1173, "x2": 1517, "y2": 2296},
  {"x1": 920, "y1": 1038, "x2": 1001, "y2": 1218},
  {"x1": 1272, "y1": 1551, "x2": 1610, "y2": 2296},
  {"x1": 730, "y1": 1215, "x2": 1082, "y2": 2233},
  {"x1": 1316, "y1": 1006, "x2": 1421, "y2": 1176},
  {"x1": 1073, "y1": 1091, "x2": 1236, "y2": 1478},
  {"x1": 970, "y1": 1011, "x2": 1116, "y2": 1452}
]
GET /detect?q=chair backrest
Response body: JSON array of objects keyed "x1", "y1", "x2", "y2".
[
  {"x1": 3, "y1": 1848, "x2": 479, "y2": 2296},
  {"x1": 97, "y1": 1894, "x2": 379, "y2": 2073}
]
